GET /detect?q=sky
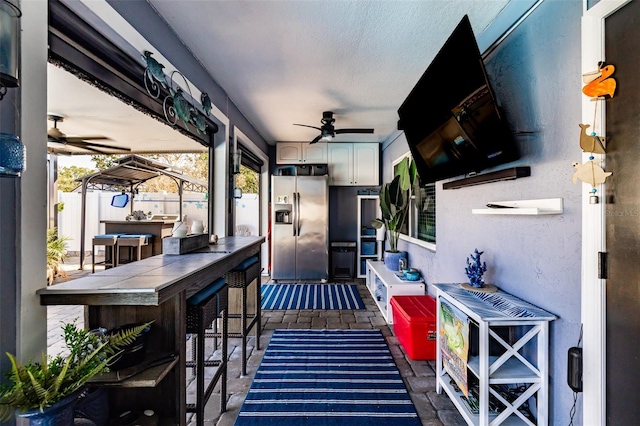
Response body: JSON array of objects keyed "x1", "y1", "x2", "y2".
[{"x1": 57, "y1": 155, "x2": 96, "y2": 169}]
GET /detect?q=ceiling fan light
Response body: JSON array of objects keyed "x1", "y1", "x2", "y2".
[{"x1": 319, "y1": 134, "x2": 333, "y2": 142}]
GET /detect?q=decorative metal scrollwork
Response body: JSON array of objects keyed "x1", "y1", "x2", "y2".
[{"x1": 142, "y1": 50, "x2": 210, "y2": 135}]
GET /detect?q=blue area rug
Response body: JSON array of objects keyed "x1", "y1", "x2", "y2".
[
  {"x1": 261, "y1": 284, "x2": 365, "y2": 310},
  {"x1": 234, "y1": 329, "x2": 421, "y2": 425}
]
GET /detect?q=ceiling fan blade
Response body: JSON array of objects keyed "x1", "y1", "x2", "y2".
[
  {"x1": 63, "y1": 142, "x2": 112, "y2": 154},
  {"x1": 293, "y1": 124, "x2": 322, "y2": 131},
  {"x1": 65, "y1": 136, "x2": 111, "y2": 143},
  {"x1": 334, "y1": 128, "x2": 375, "y2": 134},
  {"x1": 309, "y1": 135, "x2": 323, "y2": 144},
  {"x1": 66, "y1": 141, "x2": 131, "y2": 152}
]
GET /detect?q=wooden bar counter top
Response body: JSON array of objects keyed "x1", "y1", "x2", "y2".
[{"x1": 37, "y1": 236, "x2": 264, "y2": 425}]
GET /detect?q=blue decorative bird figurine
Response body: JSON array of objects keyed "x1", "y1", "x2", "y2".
[
  {"x1": 171, "y1": 88, "x2": 192, "y2": 128},
  {"x1": 191, "y1": 112, "x2": 207, "y2": 135},
  {"x1": 200, "y1": 92, "x2": 212, "y2": 116},
  {"x1": 142, "y1": 51, "x2": 167, "y2": 88}
]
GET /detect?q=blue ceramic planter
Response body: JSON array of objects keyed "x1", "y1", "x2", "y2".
[
  {"x1": 383, "y1": 251, "x2": 407, "y2": 272},
  {"x1": 17, "y1": 392, "x2": 80, "y2": 426}
]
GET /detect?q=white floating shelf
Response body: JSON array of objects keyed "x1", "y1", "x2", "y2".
[{"x1": 472, "y1": 198, "x2": 563, "y2": 215}]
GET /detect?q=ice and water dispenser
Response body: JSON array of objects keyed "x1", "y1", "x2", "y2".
[{"x1": 274, "y1": 199, "x2": 292, "y2": 225}]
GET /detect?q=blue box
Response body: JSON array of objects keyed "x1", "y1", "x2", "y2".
[
  {"x1": 362, "y1": 242, "x2": 376, "y2": 255},
  {"x1": 361, "y1": 227, "x2": 375, "y2": 236}
]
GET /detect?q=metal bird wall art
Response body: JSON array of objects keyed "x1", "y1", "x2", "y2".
[
  {"x1": 170, "y1": 88, "x2": 192, "y2": 128},
  {"x1": 142, "y1": 50, "x2": 211, "y2": 134},
  {"x1": 191, "y1": 112, "x2": 207, "y2": 135},
  {"x1": 201, "y1": 92, "x2": 212, "y2": 116}
]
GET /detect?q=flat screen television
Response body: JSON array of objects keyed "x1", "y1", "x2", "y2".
[{"x1": 397, "y1": 15, "x2": 518, "y2": 184}]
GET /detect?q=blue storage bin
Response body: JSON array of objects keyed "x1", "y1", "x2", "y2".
[
  {"x1": 361, "y1": 227, "x2": 375, "y2": 236},
  {"x1": 362, "y1": 242, "x2": 376, "y2": 255}
]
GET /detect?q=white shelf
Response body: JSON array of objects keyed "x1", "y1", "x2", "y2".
[
  {"x1": 468, "y1": 356, "x2": 540, "y2": 383},
  {"x1": 439, "y1": 373, "x2": 531, "y2": 426},
  {"x1": 472, "y1": 198, "x2": 563, "y2": 215},
  {"x1": 435, "y1": 283, "x2": 555, "y2": 426},
  {"x1": 365, "y1": 260, "x2": 425, "y2": 324},
  {"x1": 357, "y1": 195, "x2": 381, "y2": 278}
]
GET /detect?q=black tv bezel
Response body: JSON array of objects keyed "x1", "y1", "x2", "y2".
[{"x1": 397, "y1": 15, "x2": 518, "y2": 185}]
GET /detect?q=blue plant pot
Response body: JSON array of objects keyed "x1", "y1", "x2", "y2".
[
  {"x1": 383, "y1": 251, "x2": 407, "y2": 272},
  {"x1": 17, "y1": 391, "x2": 80, "y2": 426}
]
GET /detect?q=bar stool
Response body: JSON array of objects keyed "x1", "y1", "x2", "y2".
[
  {"x1": 91, "y1": 234, "x2": 119, "y2": 273},
  {"x1": 116, "y1": 234, "x2": 153, "y2": 265},
  {"x1": 185, "y1": 277, "x2": 228, "y2": 425},
  {"x1": 223, "y1": 255, "x2": 261, "y2": 376}
]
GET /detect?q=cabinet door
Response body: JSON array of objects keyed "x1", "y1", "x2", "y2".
[
  {"x1": 303, "y1": 144, "x2": 327, "y2": 163},
  {"x1": 353, "y1": 143, "x2": 379, "y2": 186},
  {"x1": 276, "y1": 143, "x2": 303, "y2": 164},
  {"x1": 328, "y1": 144, "x2": 353, "y2": 185}
]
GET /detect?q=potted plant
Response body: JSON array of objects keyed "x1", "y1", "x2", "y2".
[
  {"x1": 0, "y1": 320, "x2": 151, "y2": 425},
  {"x1": 46, "y1": 228, "x2": 70, "y2": 286},
  {"x1": 371, "y1": 156, "x2": 421, "y2": 271}
]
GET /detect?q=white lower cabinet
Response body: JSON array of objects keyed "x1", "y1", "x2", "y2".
[
  {"x1": 365, "y1": 260, "x2": 425, "y2": 324},
  {"x1": 434, "y1": 283, "x2": 557, "y2": 426}
]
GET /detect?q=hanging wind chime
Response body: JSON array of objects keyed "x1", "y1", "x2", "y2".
[{"x1": 573, "y1": 62, "x2": 616, "y2": 203}]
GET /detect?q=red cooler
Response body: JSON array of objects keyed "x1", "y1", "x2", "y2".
[{"x1": 390, "y1": 295, "x2": 437, "y2": 360}]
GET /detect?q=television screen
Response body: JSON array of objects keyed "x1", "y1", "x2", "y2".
[{"x1": 397, "y1": 15, "x2": 518, "y2": 184}]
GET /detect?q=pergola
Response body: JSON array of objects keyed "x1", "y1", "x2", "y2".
[{"x1": 76, "y1": 154, "x2": 208, "y2": 269}]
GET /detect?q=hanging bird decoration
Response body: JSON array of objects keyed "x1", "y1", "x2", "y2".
[
  {"x1": 579, "y1": 124, "x2": 606, "y2": 154},
  {"x1": 582, "y1": 62, "x2": 616, "y2": 99},
  {"x1": 201, "y1": 92, "x2": 212, "y2": 116},
  {"x1": 171, "y1": 88, "x2": 192, "y2": 128},
  {"x1": 572, "y1": 160, "x2": 612, "y2": 187},
  {"x1": 142, "y1": 51, "x2": 167, "y2": 89}
]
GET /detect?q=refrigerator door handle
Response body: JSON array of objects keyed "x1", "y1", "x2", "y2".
[
  {"x1": 296, "y1": 192, "x2": 301, "y2": 234},
  {"x1": 292, "y1": 192, "x2": 298, "y2": 236}
]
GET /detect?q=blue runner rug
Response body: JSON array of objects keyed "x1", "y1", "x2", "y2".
[
  {"x1": 261, "y1": 284, "x2": 365, "y2": 310},
  {"x1": 234, "y1": 329, "x2": 421, "y2": 425}
]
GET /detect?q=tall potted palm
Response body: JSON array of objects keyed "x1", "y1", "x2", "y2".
[{"x1": 371, "y1": 157, "x2": 420, "y2": 271}]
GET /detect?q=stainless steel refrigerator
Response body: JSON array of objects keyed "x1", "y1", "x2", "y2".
[{"x1": 271, "y1": 175, "x2": 328, "y2": 281}]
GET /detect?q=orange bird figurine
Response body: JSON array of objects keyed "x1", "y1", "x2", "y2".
[{"x1": 582, "y1": 64, "x2": 616, "y2": 99}]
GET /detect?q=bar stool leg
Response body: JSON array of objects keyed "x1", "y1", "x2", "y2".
[
  {"x1": 220, "y1": 305, "x2": 228, "y2": 413},
  {"x1": 196, "y1": 308, "x2": 206, "y2": 425},
  {"x1": 241, "y1": 285, "x2": 248, "y2": 376},
  {"x1": 256, "y1": 277, "x2": 261, "y2": 350}
]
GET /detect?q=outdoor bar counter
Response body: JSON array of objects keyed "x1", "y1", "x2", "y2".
[{"x1": 37, "y1": 236, "x2": 264, "y2": 425}]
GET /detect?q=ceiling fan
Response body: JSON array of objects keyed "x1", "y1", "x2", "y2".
[
  {"x1": 294, "y1": 111, "x2": 374, "y2": 144},
  {"x1": 47, "y1": 114, "x2": 130, "y2": 154}
]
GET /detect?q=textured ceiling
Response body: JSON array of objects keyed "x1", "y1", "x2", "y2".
[
  {"x1": 47, "y1": 0, "x2": 510, "y2": 153},
  {"x1": 148, "y1": 0, "x2": 510, "y2": 145}
]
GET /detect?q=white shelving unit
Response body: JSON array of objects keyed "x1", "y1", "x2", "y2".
[
  {"x1": 472, "y1": 198, "x2": 563, "y2": 215},
  {"x1": 357, "y1": 195, "x2": 381, "y2": 278},
  {"x1": 433, "y1": 284, "x2": 557, "y2": 426},
  {"x1": 365, "y1": 260, "x2": 425, "y2": 324}
]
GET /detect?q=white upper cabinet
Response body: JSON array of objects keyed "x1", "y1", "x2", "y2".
[
  {"x1": 328, "y1": 144, "x2": 353, "y2": 185},
  {"x1": 276, "y1": 142, "x2": 327, "y2": 164},
  {"x1": 328, "y1": 143, "x2": 379, "y2": 186},
  {"x1": 353, "y1": 143, "x2": 379, "y2": 186}
]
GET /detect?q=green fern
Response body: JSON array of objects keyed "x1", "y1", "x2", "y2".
[{"x1": 0, "y1": 321, "x2": 152, "y2": 422}]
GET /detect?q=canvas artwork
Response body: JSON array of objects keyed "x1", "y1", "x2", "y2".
[{"x1": 439, "y1": 300, "x2": 470, "y2": 397}]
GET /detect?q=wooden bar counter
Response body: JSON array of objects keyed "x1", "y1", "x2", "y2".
[{"x1": 37, "y1": 236, "x2": 264, "y2": 425}]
